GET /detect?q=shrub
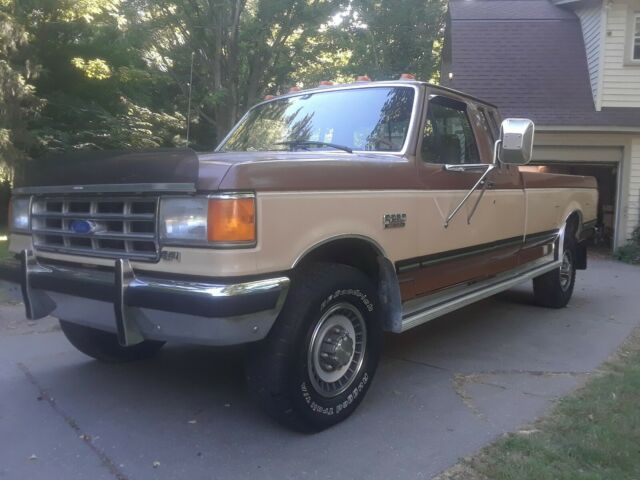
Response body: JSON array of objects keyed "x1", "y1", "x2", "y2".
[{"x1": 615, "y1": 227, "x2": 640, "y2": 265}]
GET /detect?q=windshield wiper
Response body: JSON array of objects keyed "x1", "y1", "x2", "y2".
[{"x1": 275, "y1": 140, "x2": 353, "y2": 154}]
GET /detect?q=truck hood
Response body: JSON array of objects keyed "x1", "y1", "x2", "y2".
[
  {"x1": 198, "y1": 150, "x2": 419, "y2": 191},
  {"x1": 15, "y1": 148, "x2": 418, "y2": 194}
]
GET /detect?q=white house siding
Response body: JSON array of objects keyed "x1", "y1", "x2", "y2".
[
  {"x1": 601, "y1": 0, "x2": 640, "y2": 107},
  {"x1": 628, "y1": 138, "x2": 640, "y2": 237},
  {"x1": 575, "y1": 1, "x2": 603, "y2": 104}
]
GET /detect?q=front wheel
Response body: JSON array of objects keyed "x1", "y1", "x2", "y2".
[
  {"x1": 245, "y1": 263, "x2": 383, "y2": 432},
  {"x1": 533, "y1": 225, "x2": 577, "y2": 308}
]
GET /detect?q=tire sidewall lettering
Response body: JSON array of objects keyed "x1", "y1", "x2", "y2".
[
  {"x1": 300, "y1": 372, "x2": 369, "y2": 417},
  {"x1": 320, "y1": 289, "x2": 374, "y2": 313},
  {"x1": 297, "y1": 287, "x2": 377, "y2": 418}
]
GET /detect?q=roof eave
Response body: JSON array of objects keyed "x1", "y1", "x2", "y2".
[{"x1": 537, "y1": 125, "x2": 640, "y2": 133}]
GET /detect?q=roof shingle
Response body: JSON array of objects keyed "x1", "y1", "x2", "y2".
[{"x1": 442, "y1": 0, "x2": 640, "y2": 128}]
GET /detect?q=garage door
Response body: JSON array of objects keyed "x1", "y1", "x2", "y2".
[{"x1": 529, "y1": 145, "x2": 623, "y2": 250}]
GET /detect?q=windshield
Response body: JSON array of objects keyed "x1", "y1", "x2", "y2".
[{"x1": 219, "y1": 86, "x2": 416, "y2": 153}]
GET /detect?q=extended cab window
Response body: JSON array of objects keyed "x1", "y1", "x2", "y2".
[
  {"x1": 219, "y1": 86, "x2": 415, "y2": 153},
  {"x1": 421, "y1": 97, "x2": 480, "y2": 165}
]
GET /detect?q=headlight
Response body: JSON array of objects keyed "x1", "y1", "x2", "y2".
[
  {"x1": 159, "y1": 194, "x2": 256, "y2": 247},
  {"x1": 9, "y1": 196, "x2": 31, "y2": 233}
]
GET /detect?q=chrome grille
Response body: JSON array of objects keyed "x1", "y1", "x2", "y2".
[{"x1": 31, "y1": 197, "x2": 159, "y2": 261}]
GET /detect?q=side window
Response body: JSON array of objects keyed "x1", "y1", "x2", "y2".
[
  {"x1": 478, "y1": 107, "x2": 498, "y2": 142},
  {"x1": 421, "y1": 97, "x2": 480, "y2": 165}
]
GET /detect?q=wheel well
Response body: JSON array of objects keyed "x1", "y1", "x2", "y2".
[
  {"x1": 295, "y1": 238, "x2": 381, "y2": 281},
  {"x1": 566, "y1": 211, "x2": 582, "y2": 238},
  {"x1": 295, "y1": 237, "x2": 403, "y2": 332}
]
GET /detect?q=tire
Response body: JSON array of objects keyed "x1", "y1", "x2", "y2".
[
  {"x1": 245, "y1": 263, "x2": 383, "y2": 432},
  {"x1": 59, "y1": 320, "x2": 165, "y2": 363},
  {"x1": 533, "y1": 223, "x2": 577, "y2": 308}
]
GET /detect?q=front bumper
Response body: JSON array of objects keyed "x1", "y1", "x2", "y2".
[{"x1": 0, "y1": 250, "x2": 290, "y2": 346}]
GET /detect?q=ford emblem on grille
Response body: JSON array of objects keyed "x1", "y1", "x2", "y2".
[{"x1": 69, "y1": 219, "x2": 97, "y2": 234}]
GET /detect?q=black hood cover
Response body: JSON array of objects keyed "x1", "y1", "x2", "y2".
[{"x1": 16, "y1": 148, "x2": 199, "y2": 191}]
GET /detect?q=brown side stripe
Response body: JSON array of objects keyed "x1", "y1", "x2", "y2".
[{"x1": 396, "y1": 229, "x2": 559, "y2": 274}]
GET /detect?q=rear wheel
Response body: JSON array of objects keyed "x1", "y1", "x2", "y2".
[
  {"x1": 245, "y1": 263, "x2": 382, "y2": 432},
  {"x1": 59, "y1": 320, "x2": 165, "y2": 363},
  {"x1": 533, "y1": 223, "x2": 577, "y2": 308}
]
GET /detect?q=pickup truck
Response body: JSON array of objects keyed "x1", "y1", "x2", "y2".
[{"x1": 0, "y1": 79, "x2": 597, "y2": 432}]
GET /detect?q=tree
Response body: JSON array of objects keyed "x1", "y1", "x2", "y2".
[
  {"x1": 137, "y1": 0, "x2": 349, "y2": 147},
  {"x1": 14, "y1": 0, "x2": 186, "y2": 156},
  {"x1": 0, "y1": 0, "x2": 43, "y2": 178},
  {"x1": 2, "y1": 0, "x2": 448, "y2": 164},
  {"x1": 337, "y1": 0, "x2": 445, "y2": 82}
]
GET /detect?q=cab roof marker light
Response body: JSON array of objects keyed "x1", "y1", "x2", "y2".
[
  {"x1": 264, "y1": 94, "x2": 275, "y2": 100},
  {"x1": 288, "y1": 86, "x2": 301, "y2": 93},
  {"x1": 355, "y1": 75, "x2": 371, "y2": 82},
  {"x1": 399, "y1": 73, "x2": 416, "y2": 80}
]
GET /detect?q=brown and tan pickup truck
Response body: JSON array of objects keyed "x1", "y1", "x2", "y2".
[{"x1": 0, "y1": 79, "x2": 597, "y2": 431}]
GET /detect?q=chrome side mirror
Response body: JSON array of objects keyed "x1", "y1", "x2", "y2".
[{"x1": 496, "y1": 118, "x2": 534, "y2": 165}]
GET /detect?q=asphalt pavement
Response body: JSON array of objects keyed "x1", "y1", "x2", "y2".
[{"x1": 1, "y1": 256, "x2": 638, "y2": 480}]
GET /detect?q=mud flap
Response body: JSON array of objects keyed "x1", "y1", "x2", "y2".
[{"x1": 575, "y1": 242, "x2": 588, "y2": 270}]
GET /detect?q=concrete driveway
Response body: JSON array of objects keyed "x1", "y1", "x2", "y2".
[{"x1": 1, "y1": 256, "x2": 638, "y2": 480}]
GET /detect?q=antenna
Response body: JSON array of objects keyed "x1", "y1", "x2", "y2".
[{"x1": 186, "y1": 52, "x2": 195, "y2": 148}]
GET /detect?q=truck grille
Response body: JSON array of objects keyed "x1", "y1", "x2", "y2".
[{"x1": 31, "y1": 197, "x2": 159, "y2": 261}]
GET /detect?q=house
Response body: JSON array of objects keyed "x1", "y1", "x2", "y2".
[{"x1": 441, "y1": 0, "x2": 640, "y2": 249}]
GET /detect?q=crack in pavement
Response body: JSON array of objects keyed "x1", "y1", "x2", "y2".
[
  {"x1": 451, "y1": 370, "x2": 591, "y2": 419},
  {"x1": 452, "y1": 373, "x2": 487, "y2": 419},
  {"x1": 384, "y1": 355, "x2": 450, "y2": 371},
  {"x1": 17, "y1": 362, "x2": 130, "y2": 480}
]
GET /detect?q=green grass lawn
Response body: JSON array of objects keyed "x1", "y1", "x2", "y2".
[{"x1": 439, "y1": 329, "x2": 640, "y2": 480}]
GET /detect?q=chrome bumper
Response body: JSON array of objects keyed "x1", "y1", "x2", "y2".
[{"x1": 0, "y1": 250, "x2": 290, "y2": 346}]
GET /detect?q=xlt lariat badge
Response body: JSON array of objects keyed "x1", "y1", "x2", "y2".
[{"x1": 383, "y1": 213, "x2": 407, "y2": 229}]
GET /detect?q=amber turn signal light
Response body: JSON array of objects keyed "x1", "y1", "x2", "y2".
[{"x1": 207, "y1": 197, "x2": 256, "y2": 244}]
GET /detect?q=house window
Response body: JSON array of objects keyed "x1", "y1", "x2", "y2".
[{"x1": 634, "y1": 14, "x2": 640, "y2": 60}]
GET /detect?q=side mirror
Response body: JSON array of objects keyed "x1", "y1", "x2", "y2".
[{"x1": 497, "y1": 118, "x2": 534, "y2": 165}]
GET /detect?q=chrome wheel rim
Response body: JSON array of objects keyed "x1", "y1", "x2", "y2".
[
  {"x1": 307, "y1": 303, "x2": 367, "y2": 398},
  {"x1": 559, "y1": 250, "x2": 573, "y2": 291}
]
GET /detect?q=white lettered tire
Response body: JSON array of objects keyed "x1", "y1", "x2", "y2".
[{"x1": 245, "y1": 263, "x2": 383, "y2": 432}]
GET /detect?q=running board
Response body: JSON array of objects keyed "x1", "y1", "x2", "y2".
[{"x1": 400, "y1": 258, "x2": 560, "y2": 332}]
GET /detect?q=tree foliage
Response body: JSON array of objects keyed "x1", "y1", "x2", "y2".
[
  {"x1": 0, "y1": 0, "x2": 43, "y2": 178},
  {"x1": 0, "y1": 0, "x2": 446, "y2": 172}
]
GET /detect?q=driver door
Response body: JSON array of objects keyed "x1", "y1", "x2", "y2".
[{"x1": 398, "y1": 93, "x2": 525, "y2": 300}]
